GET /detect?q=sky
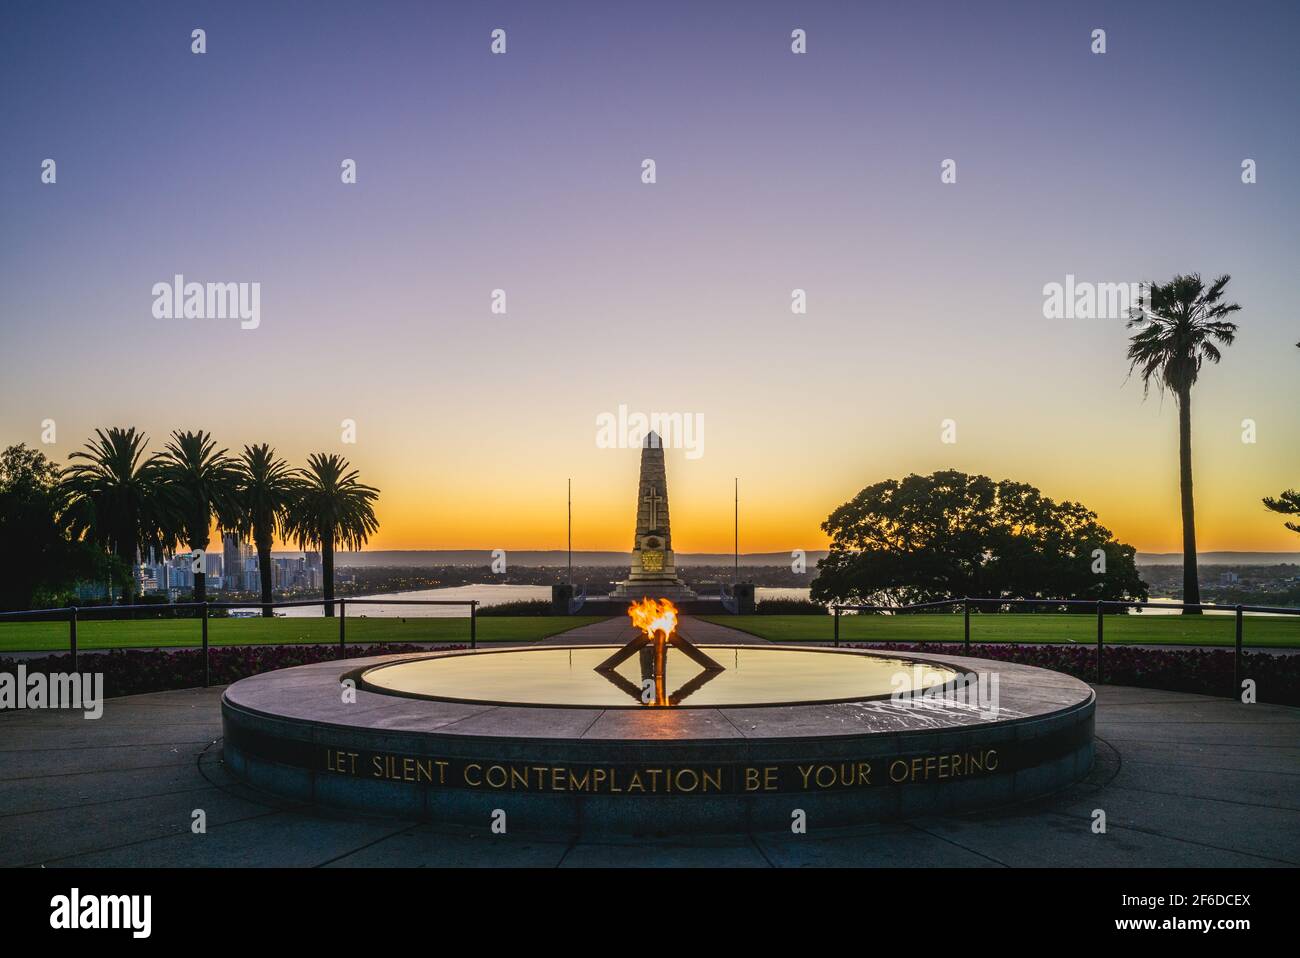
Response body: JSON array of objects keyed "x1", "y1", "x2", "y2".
[{"x1": 1, "y1": 0, "x2": 1298, "y2": 555}]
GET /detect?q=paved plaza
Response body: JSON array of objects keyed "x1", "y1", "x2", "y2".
[{"x1": 1, "y1": 616, "x2": 1296, "y2": 867}]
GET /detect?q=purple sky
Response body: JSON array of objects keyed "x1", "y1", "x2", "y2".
[{"x1": 2, "y1": 1, "x2": 1297, "y2": 552}]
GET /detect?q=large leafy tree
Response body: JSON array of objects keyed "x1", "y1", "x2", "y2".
[
  {"x1": 62, "y1": 427, "x2": 171, "y2": 604},
  {"x1": 810, "y1": 470, "x2": 1147, "y2": 607},
  {"x1": 157, "y1": 430, "x2": 239, "y2": 602},
  {"x1": 284, "y1": 453, "x2": 379, "y2": 616},
  {"x1": 1126, "y1": 273, "x2": 1240, "y2": 613},
  {"x1": 232, "y1": 444, "x2": 300, "y2": 617},
  {"x1": 0, "y1": 445, "x2": 101, "y2": 610}
]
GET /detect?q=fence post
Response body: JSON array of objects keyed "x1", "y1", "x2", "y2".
[
  {"x1": 470, "y1": 602, "x2": 477, "y2": 649},
  {"x1": 1233, "y1": 605, "x2": 1243, "y2": 700},
  {"x1": 963, "y1": 599, "x2": 971, "y2": 652},
  {"x1": 339, "y1": 599, "x2": 346, "y2": 659},
  {"x1": 201, "y1": 601, "x2": 210, "y2": 688},
  {"x1": 69, "y1": 606, "x2": 78, "y2": 672},
  {"x1": 1095, "y1": 600, "x2": 1104, "y2": 683},
  {"x1": 833, "y1": 606, "x2": 840, "y2": 647}
]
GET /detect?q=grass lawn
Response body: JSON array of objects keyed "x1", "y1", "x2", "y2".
[
  {"x1": 700, "y1": 613, "x2": 1300, "y2": 648},
  {"x1": 0, "y1": 615, "x2": 606, "y2": 653}
]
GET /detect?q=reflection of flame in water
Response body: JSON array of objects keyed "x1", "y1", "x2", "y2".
[{"x1": 627, "y1": 597, "x2": 678, "y2": 638}]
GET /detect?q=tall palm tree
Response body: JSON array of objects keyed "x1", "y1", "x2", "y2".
[
  {"x1": 285, "y1": 453, "x2": 379, "y2": 616},
  {"x1": 233, "y1": 444, "x2": 300, "y2": 617},
  {"x1": 1263, "y1": 344, "x2": 1300, "y2": 536},
  {"x1": 157, "y1": 430, "x2": 238, "y2": 602},
  {"x1": 61, "y1": 427, "x2": 170, "y2": 604},
  {"x1": 1127, "y1": 273, "x2": 1241, "y2": 613}
]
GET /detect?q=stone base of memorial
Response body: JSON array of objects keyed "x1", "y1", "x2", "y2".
[{"x1": 221, "y1": 645, "x2": 1094, "y2": 835}]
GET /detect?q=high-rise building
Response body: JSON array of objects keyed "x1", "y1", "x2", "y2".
[
  {"x1": 304, "y1": 551, "x2": 322, "y2": 591},
  {"x1": 222, "y1": 534, "x2": 253, "y2": 592}
]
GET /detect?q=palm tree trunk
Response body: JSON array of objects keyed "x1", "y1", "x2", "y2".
[
  {"x1": 192, "y1": 537, "x2": 209, "y2": 604},
  {"x1": 1178, "y1": 386, "x2": 1202, "y2": 613},
  {"x1": 257, "y1": 536, "x2": 273, "y2": 618},
  {"x1": 322, "y1": 532, "x2": 335, "y2": 617}
]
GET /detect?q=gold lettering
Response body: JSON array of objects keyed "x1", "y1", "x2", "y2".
[
  {"x1": 569, "y1": 768, "x2": 591, "y2": 792},
  {"x1": 986, "y1": 749, "x2": 998, "y2": 771},
  {"x1": 703, "y1": 768, "x2": 722, "y2": 793},
  {"x1": 764, "y1": 767, "x2": 778, "y2": 791},
  {"x1": 815, "y1": 765, "x2": 836, "y2": 789},
  {"x1": 745, "y1": 767, "x2": 762, "y2": 792},
  {"x1": 326, "y1": 749, "x2": 358, "y2": 775},
  {"x1": 675, "y1": 768, "x2": 699, "y2": 793},
  {"x1": 889, "y1": 759, "x2": 908, "y2": 783},
  {"x1": 485, "y1": 764, "x2": 508, "y2": 788},
  {"x1": 798, "y1": 765, "x2": 814, "y2": 789},
  {"x1": 857, "y1": 762, "x2": 871, "y2": 785},
  {"x1": 464, "y1": 763, "x2": 482, "y2": 787},
  {"x1": 627, "y1": 771, "x2": 645, "y2": 793}
]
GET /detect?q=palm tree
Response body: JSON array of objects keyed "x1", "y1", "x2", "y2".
[
  {"x1": 233, "y1": 445, "x2": 300, "y2": 617},
  {"x1": 62, "y1": 427, "x2": 170, "y2": 604},
  {"x1": 1263, "y1": 343, "x2": 1300, "y2": 537},
  {"x1": 285, "y1": 453, "x2": 379, "y2": 616},
  {"x1": 157, "y1": 431, "x2": 238, "y2": 603},
  {"x1": 1127, "y1": 273, "x2": 1241, "y2": 613}
]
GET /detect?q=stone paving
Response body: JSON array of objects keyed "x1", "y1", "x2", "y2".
[{"x1": 1, "y1": 617, "x2": 1296, "y2": 867}]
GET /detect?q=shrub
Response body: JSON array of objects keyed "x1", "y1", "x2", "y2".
[
  {"x1": 476, "y1": 599, "x2": 553, "y2": 617},
  {"x1": 757, "y1": 598, "x2": 828, "y2": 615}
]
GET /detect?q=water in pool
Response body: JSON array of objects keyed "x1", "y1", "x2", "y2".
[{"x1": 359, "y1": 645, "x2": 958, "y2": 708}]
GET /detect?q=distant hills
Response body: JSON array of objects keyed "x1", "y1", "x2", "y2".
[
  {"x1": 1134, "y1": 552, "x2": 1300, "y2": 566},
  {"x1": 282, "y1": 549, "x2": 1300, "y2": 568}
]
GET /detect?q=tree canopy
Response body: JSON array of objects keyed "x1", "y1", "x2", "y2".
[
  {"x1": 0, "y1": 444, "x2": 103, "y2": 609},
  {"x1": 810, "y1": 470, "x2": 1148, "y2": 607}
]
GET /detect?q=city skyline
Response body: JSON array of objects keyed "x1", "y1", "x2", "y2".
[{"x1": 3, "y1": 1, "x2": 1298, "y2": 555}]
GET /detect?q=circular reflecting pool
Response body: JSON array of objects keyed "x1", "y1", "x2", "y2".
[{"x1": 358, "y1": 645, "x2": 959, "y2": 708}]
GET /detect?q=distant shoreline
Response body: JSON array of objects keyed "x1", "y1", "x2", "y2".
[{"x1": 268, "y1": 550, "x2": 1300, "y2": 569}]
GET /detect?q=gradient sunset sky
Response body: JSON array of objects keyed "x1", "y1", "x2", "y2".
[{"x1": 2, "y1": 1, "x2": 1297, "y2": 555}]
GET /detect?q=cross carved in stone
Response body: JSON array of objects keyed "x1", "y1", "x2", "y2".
[{"x1": 642, "y1": 484, "x2": 663, "y2": 530}]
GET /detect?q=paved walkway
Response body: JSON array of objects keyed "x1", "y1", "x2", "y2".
[{"x1": 1, "y1": 616, "x2": 1297, "y2": 867}]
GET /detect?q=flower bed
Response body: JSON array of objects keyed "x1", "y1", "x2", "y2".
[
  {"x1": 851, "y1": 642, "x2": 1300, "y2": 705},
  {"x1": 3, "y1": 642, "x2": 1296, "y2": 706},
  {"x1": 1, "y1": 643, "x2": 466, "y2": 699}
]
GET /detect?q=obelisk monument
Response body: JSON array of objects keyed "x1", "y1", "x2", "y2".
[{"x1": 611, "y1": 432, "x2": 697, "y2": 600}]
